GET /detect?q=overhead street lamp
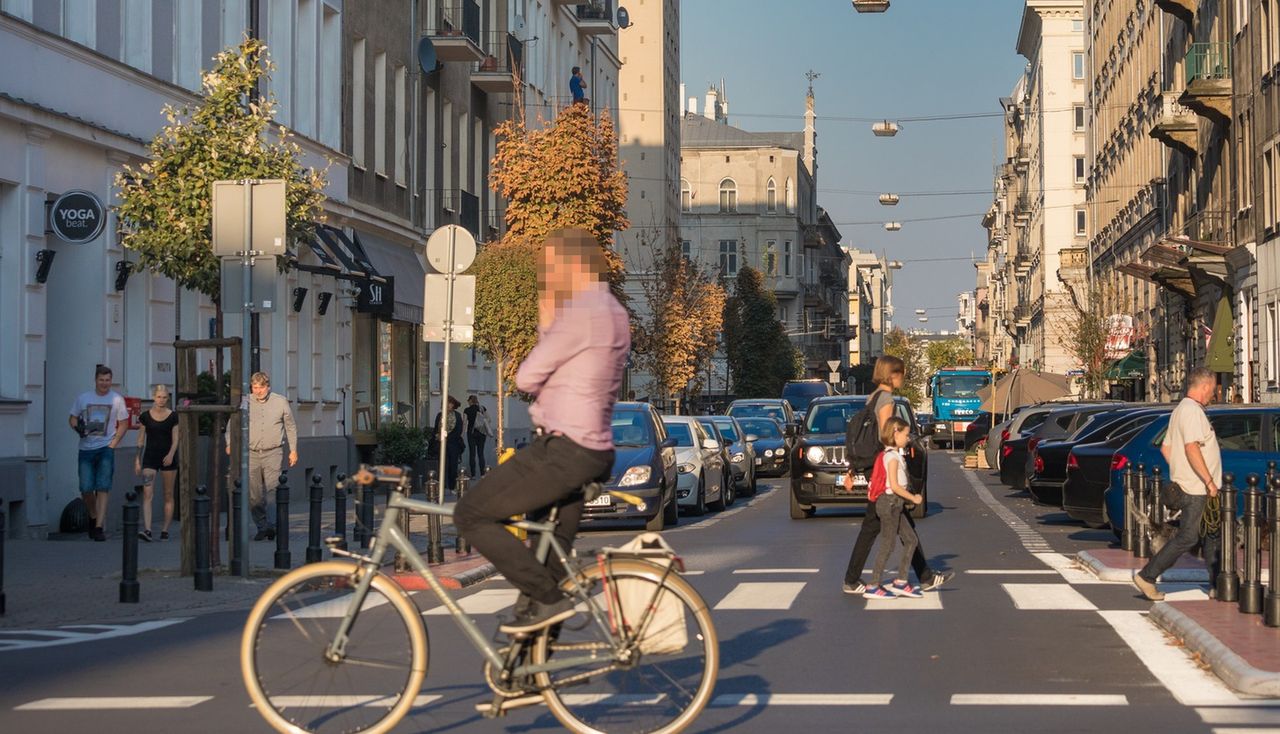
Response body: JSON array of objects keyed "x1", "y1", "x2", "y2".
[
  {"x1": 872, "y1": 120, "x2": 900, "y2": 137},
  {"x1": 853, "y1": 0, "x2": 890, "y2": 12}
]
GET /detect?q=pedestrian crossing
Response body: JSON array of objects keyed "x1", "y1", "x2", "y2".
[{"x1": 0, "y1": 619, "x2": 190, "y2": 652}]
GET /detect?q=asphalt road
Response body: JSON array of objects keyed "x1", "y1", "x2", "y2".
[{"x1": 2, "y1": 452, "x2": 1278, "y2": 733}]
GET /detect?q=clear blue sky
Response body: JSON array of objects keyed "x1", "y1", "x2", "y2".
[{"x1": 679, "y1": 0, "x2": 1028, "y2": 329}]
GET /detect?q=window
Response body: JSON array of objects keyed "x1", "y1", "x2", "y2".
[
  {"x1": 1074, "y1": 105, "x2": 1086, "y2": 131},
  {"x1": 1071, "y1": 19, "x2": 1083, "y2": 32},
  {"x1": 1074, "y1": 156, "x2": 1086, "y2": 183},
  {"x1": 779, "y1": 305, "x2": 788, "y2": 325},
  {"x1": 1269, "y1": 302, "x2": 1279, "y2": 384},
  {"x1": 374, "y1": 51, "x2": 387, "y2": 176},
  {"x1": 718, "y1": 240, "x2": 738, "y2": 275},
  {"x1": 680, "y1": 178, "x2": 691, "y2": 212},
  {"x1": 1267, "y1": 149, "x2": 1276, "y2": 228},
  {"x1": 766, "y1": 178, "x2": 777, "y2": 213},
  {"x1": 1075, "y1": 208, "x2": 1087, "y2": 236},
  {"x1": 783, "y1": 240, "x2": 793, "y2": 276},
  {"x1": 764, "y1": 240, "x2": 777, "y2": 274},
  {"x1": 1072, "y1": 52, "x2": 1085, "y2": 79},
  {"x1": 719, "y1": 178, "x2": 737, "y2": 212},
  {"x1": 1211, "y1": 414, "x2": 1261, "y2": 452},
  {"x1": 785, "y1": 178, "x2": 795, "y2": 214},
  {"x1": 352, "y1": 38, "x2": 366, "y2": 168},
  {"x1": 680, "y1": 239, "x2": 692, "y2": 258},
  {"x1": 394, "y1": 64, "x2": 406, "y2": 186}
]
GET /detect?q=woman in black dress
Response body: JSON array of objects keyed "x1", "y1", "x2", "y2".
[{"x1": 135, "y1": 384, "x2": 179, "y2": 541}]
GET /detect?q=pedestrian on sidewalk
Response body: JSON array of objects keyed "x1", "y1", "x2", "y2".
[
  {"x1": 1133, "y1": 367, "x2": 1221, "y2": 601},
  {"x1": 841, "y1": 355, "x2": 953, "y2": 595},
  {"x1": 134, "y1": 383, "x2": 179, "y2": 542},
  {"x1": 70, "y1": 365, "x2": 130, "y2": 541},
  {"x1": 570, "y1": 66, "x2": 588, "y2": 105},
  {"x1": 435, "y1": 396, "x2": 465, "y2": 492},
  {"x1": 464, "y1": 395, "x2": 491, "y2": 477},
  {"x1": 226, "y1": 372, "x2": 298, "y2": 541},
  {"x1": 863, "y1": 417, "x2": 925, "y2": 600}
]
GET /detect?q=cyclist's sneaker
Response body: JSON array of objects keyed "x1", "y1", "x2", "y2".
[
  {"x1": 499, "y1": 597, "x2": 575, "y2": 635},
  {"x1": 842, "y1": 581, "x2": 866, "y2": 595},
  {"x1": 862, "y1": 586, "x2": 894, "y2": 600},
  {"x1": 887, "y1": 580, "x2": 923, "y2": 598}
]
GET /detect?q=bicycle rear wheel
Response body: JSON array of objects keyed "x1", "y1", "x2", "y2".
[
  {"x1": 241, "y1": 561, "x2": 429, "y2": 734},
  {"x1": 533, "y1": 559, "x2": 719, "y2": 734}
]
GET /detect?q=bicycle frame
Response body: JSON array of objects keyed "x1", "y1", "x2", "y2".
[{"x1": 326, "y1": 489, "x2": 632, "y2": 681}]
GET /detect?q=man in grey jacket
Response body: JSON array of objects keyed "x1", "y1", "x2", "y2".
[{"x1": 227, "y1": 372, "x2": 298, "y2": 541}]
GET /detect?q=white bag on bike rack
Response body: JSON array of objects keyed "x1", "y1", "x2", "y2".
[{"x1": 613, "y1": 532, "x2": 688, "y2": 655}]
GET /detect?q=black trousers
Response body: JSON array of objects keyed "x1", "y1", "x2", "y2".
[
  {"x1": 468, "y1": 432, "x2": 488, "y2": 477},
  {"x1": 843, "y1": 503, "x2": 933, "y2": 586},
  {"x1": 453, "y1": 435, "x2": 613, "y2": 604}
]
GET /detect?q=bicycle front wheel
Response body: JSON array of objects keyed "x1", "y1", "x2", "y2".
[
  {"x1": 534, "y1": 558, "x2": 719, "y2": 734},
  {"x1": 241, "y1": 561, "x2": 429, "y2": 734}
]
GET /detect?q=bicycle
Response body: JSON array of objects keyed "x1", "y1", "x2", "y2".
[{"x1": 240, "y1": 464, "x2": 719, "y2": 734}]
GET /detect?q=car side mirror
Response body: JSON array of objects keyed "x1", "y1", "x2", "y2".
[
  {"x1": 660, "y1": 437, "x2": 677, "y2": 448},
  {"x1": 783, "y1": 423, "x2": 797, "y2": 438},
  {"x1": 745, "y1": 434, "x2": 759, "y2": 443},
  {"x1": 702, "y1": 439, "x2": 720, "y2": 451},
  {"x1": 922, "y1": 424, "x2": 936, "y2": 436}
]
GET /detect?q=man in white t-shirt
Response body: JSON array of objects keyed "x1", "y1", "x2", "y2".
[
  {"x1": 69, "y1": 365, "x2": 130, "y2": 541},
  {"x1": 1134, "y1": 367, "x2": 1221, "y2": 601}
]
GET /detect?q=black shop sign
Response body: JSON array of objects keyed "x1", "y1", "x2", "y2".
[{"x1": 49, "y1": 190, "x2": 106, "y2": 243}]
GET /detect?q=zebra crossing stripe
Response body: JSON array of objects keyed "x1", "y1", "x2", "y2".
[
  {"x1": 1000, "y1": 584, "x2": 1097, "y2": 611},
  {"x1": 0, "y1": 619, "x2": 190, "y2": 652},
  {"x1": 711, "y1": 693, "x2": 893, "y2": 706},
  {"x1": 714, "y1": 582, "x2": 806, "y2": 610},
  {"x1": 264, "y1": 695, "x2": 442, "y2": 708},
  {"x1": 423, "y1": 588, "x2": 520, "y2": 616},
  {"x1": 16, "y1": 697, "x2": 212, "y2": 710},
  {"x1": 950, "y1": 694, "x2": 1127, "y2": 706}
]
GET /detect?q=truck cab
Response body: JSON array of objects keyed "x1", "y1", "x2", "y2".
[{"x1": 928, "y1": 368, "x2": 992, "y2": 449}]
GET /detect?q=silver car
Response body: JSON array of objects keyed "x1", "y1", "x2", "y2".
[{"x1": 662, "y1": 416, "x2": 729, "y2": 515}]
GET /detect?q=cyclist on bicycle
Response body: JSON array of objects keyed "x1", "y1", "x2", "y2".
[{"x1": 454, "y1": 227, "x2": 629, "y2": 635}]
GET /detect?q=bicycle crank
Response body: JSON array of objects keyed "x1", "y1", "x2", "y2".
[{"x1": 475, "y1": 693, "x2": 544, "y2": 718}]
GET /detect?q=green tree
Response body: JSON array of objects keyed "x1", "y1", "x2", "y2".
[
  {"x1": 884, "y1": 327, "x2": 926, "y2": 406},
  {"x1": 925, "y1": 337, "x2": 976, "y2": 377},
  {"x1": 1056, "y1": 283, "x2": 1110, "y2": 399},
  {"x1": 115, "y1": 37, "x2": 327, "y2": 297},
  {"x1": 471, "y1": 238, "x2": 539, "y2": 452},
  {"x1": 723, "y1": 267, "x2": 796, "y2": 398}
]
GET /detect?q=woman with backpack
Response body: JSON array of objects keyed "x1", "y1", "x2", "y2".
[{"x1": 841, "y1": 355, "x2": 954, "y2": 596}]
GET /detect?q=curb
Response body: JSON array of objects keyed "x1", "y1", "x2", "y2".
[
  {"x1": 1076, "y1": 550, "x2": 1208, "y2": 583},
  {"x1": 1150, "y1": 602, "x2": 1280, "y2": 698}
]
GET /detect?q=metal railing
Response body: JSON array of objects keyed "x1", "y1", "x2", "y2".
[
  {"x1": 476, "y1": 32, "x2": 523, "y2": 75},
  {"x1": 434, "y1": 0, "x2": 481, "y2": 45},
  {"x1": 1185, "y1": 42, "x2": 1230, "y2": 84},
  {"x1": 1178, "y1": 209, "x2": 1230, "y2": 243},
  {"x1": 437, "y1": 189, "x2": 481, "y2": 237},
  {"x1": 576, "y1": 0, "x2": 614, "y2": 22}
]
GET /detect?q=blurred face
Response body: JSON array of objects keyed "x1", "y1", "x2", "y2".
[
  {"x1": 251, "y1": 381, "x2": 270, "y2": 401},
  {"x1": 95, "y1": 372, "x2": 112, "y2": 395},
  {"x1": 893, "y1": 425, "x2": 910, "y2": 448},
  {"x1": 153, "y1": 387, "x2": 169, "y2": 408},
  {"x1": 891, "y1": 371, "x2": 904, "y2": 390},
  {"x1": 1190, "y1": 377, "x2": 1217, "y2": 406}
]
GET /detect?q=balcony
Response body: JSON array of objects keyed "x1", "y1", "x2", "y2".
[
  {"x1": 438, "y1": 189, "x2": 481, "y2": 238},
  {"x1": 426, "y1": 0, "x2": 484, "y2": 63},
  {"x1": 1013, "y1": 192, "x2": 1031, "y2": 223},
  {"x1": 1180, "y1": 43, "x2": 1231, "y2": 122},
  {"x1": 1013, "y1": 144, "x2": 1030, "y2": 172},
  {"x1": 1154, "y1": 0, "x2": 1195, "y2": 23},
  {"x1": 1176, "y1": 209, "x2": 1230, "y2": 244},
  {"x1": 1014, "y1": 252, "x2": 1032, "y2": 275},
  {"x1": 1149, "y1": 90, "x2": 1197, "y2": 155},
  {"x1": 485, "y1": 210, "x2": 504, "y2": 242},
  {"x1": 472, "y1": 32, "x2": 523, "y2": 94},
  {"x1": 573, "y1": 0, "x2": 616, "y2": 35},
  {"x1": 1013, "y1": 302, "x2": 1031, "y2": 328}
]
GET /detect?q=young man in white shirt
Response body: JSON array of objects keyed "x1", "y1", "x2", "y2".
[{"x1": 69, "y1": 365, "x2": 130, "y2": 541}]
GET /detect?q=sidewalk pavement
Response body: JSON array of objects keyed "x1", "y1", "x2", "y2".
[
  {"x1": 1079, "y1": 547, "x2": 1280, "y2": 698},
  {"x1": 0, "y1": 507, "x2": 497, "y2": 630}
]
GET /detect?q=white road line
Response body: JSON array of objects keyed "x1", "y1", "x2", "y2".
[
  {"x1": 711, "y1": 693, "x2": 893, "y2": 706},
  {"x1": 732, "y1": 568, "x2": 820, "y2": 575},
  {"x1": 1097, "y1": 610, "x2": 1244, "y2": 706},
  {"x1": 713, "y1": 582, "x2": 806, "y2": 610},
  {"x1": 559, "y1": 694, "x2": 667, "y2": 706},
  {"x1": 423, "y1": 588, "x2": 520, "y2": 616},
  {"x1": 864, "y1": 593, "x2": 944, "y2": 611},
  {"x1": 680, "y1": 570, "x2": 706, "y2": 576},
  {"x1": 1000, "y1": 583, "x2": 1098, "y2": 611},
  {"x1": 0, "y1": 619, "x2": 190, "y2": 652},
  {"x1": 1032, "y1": 552, "x2": 1112, "y2": 585},
  {"x1": 16, "y1": 697, "x2": 212, "y2": 710},
  {"x1": 950, "y1": 694, "x2": 1127, "y2": 706},
  {"x1": 275, "y1": 592, "x2": 399, "y2": 620},
  {"x1": 964, "y1": 569, "x2": 1059, "y2": 575},
  {"x1": 1196, "y1": 706, "x2": 1280, "y2": 725},
  {"x1": 264, "y1": 695, "x2": 442, "y2": 708}
]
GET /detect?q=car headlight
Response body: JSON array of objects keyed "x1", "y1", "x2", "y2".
[
  {"x1": 805, "y1": 446, "x2": 826, "y2": 464},
  {"x1": 677, "y1": 462, "x2": 695, "y2": 474},
  {"x1": 764, "y1": 449, "x2": 775, "y2": 457},
  {"x1": 618, "y1": 466, "x2": 651, "y2": 487},
  {"x1": 732, "y1": 452, "x2": 745, "y2": 462}
]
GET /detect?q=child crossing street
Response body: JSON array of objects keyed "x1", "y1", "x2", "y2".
[{"x1": 864, "y1": 416, "x2": 925, "y2": 600}]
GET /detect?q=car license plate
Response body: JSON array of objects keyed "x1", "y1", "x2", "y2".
[
  {"x1": 585, "y1": 494, "x2": 612, "y2": 508},
  {"x1": 755, "y1": 458, "x2": 762, "y2": 465},
  {"x1": 852, "y1": 474, "x2": 867, "y2": 486}
]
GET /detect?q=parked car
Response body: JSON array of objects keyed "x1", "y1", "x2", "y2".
[
  {"x1": 1023, "y1": 404, "x2": 1120, "y2": 504},
  {"x1": 711, "y1": 415, "x2": 757, "y2": 496},
  {"x1": 1061, "y1": 410, "x2": 1169, "y2": 527},
  {"x1": 1027, "y1": 406, "x2": 1168, "y2": 508},
  {"x1": 790, "y1": 395, "x2": 929, "y2": 520},
  {"x1": 1104, "y1": 405, "x2": 1277, "y2": 538},
  {"x1": 582, "y1": 402, "x2": 678, "y2": 531},
  {"x1": 737, "y1": 416, "x2": 789, "y2": 477},
  {"x1": 915, "y1": 411, "x2": 935, "y2": 436},
  {"x1": 696, "y1": 417, "x2": 737, "y2": 509},
  {"x1": 726, "y1": 399, "x2": 797, "y2": 430},
  {"x1": 964, "y1": 412, "x2": 992, "y2": 451},
  {"x1": 782, "y1": 379, "x2": 834, "y2": 415},
  {"x1": 662, "y1": 416, "x2": 730, "y2": 516},
  {"x1": 984, "y1": 407, "x2": 1026, "y2": 471},
  {"x1": 1000, "y1": 402, "x2": 1098, "y2": 489}
]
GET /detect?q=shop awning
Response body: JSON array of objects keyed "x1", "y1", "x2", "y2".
[
  {"x1": 1206, "y1": 296, "x2": 1235, "y2": 373},
  {"x1": 1105, "y1": 351, "x2": 1147, "y2": 381},
  {"x1": 354, "y1": 229, "x2": 427, "y2": 324}
]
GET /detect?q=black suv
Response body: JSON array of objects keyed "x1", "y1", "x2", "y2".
[{"x1": 789, "y1": 395, "x2": 930, "y2": 520}]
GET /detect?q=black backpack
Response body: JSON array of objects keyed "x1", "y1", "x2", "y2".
[{"x1": 846, "y1": 393, "x2": 888, "y2": 472}]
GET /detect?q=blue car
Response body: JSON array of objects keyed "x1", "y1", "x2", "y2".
[
  {"x1": 1104, "y1": 405, "x2": 1279, "y2": 536},
  {"x1": 580, "y1": 402, "x2": 679, "y2": 531}
]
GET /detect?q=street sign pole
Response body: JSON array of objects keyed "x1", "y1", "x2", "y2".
[
  {"x1": 238, "y1": 181, "x2": 253, "y2": 577},
  {"x1": 432, "y1": 226, "x2": 457, "y2": 564}
]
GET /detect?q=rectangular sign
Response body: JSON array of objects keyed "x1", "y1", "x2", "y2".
[
  {"x1": 212, "y1": 179, "x2": 287, "y2": 257},
  {"x1": 423, "y1": 274, "x2": 476, "y2": 327},
  {"x1": 219, "y1": 256, "x2": 280, "y2": 313},
  {"x1": 355, "y1": 276, "x2": 394, "y2": 317},
  {"x1": 423, "y1": 324, "x2": 474, "y2": 343}
]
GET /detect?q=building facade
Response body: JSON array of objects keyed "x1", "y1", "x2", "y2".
[{"x1": 846, "y1": 248, "x2": 891, "y2": 369}]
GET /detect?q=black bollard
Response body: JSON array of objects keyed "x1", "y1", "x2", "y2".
[
  {"x1": 120, "y1": 491, "x2": 140, "y2": 603},
  {"x1": 231, "y1": 479, "x2": 244, "y2": 576},
  {"x1": 194, "y1": 485, "x2": 213, "y2": 592},
  {"x1": 1122, "y1": 463, "x2": 1137, "y2": 552},
  {"x1": 1266, "y1": 475, "x2": 1280, "y2": 626},
  {"x1": 1218, "y1": 473, "x2": 1239, "y2": 603},
  {"x1": 334, "y1": 474, "x2": 348, "y2": 551},
  {"x1": 274, "y1": 474, "x2": 291, "y2": 570},
  {"x1": 1151, "y1": 466, "x2": 1165, "y2": 529},
  {"x1": 306, "y1": 475, "x2": 324, "y2": 564},
  {"x1": 0, "y1": 500, "x2": 6, "y2": 615},
  {"x1": 360, "y1": 482, "x2": 375, "y2": 550},
  {"x1": 1135, "y1": 465, "x2": 1151, "y2": 559},
  {"x1": 427, "y1": 471, "x2": 444, "y2": 564},
  {"x1": 1240, "y1": 474, "x2": 1264, "y2": 614},
  {"x1": 455, "y1": 473, "x2": 470, "y2": 554}
]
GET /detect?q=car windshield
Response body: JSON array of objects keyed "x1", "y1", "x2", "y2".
[
  {"x1": 714, "y1": 421, "x2": 739, "y2": 442},
  {"x1": 697, "y1": 421, "x2": 718, "y2": 440},
  {"x1": 936, "y1": 374, "x2": 990, "y2": 398},
  {"x1": 730, "y1": 404, "x2": 787, "y2": 422},
  {"x1": 806, "y1": 401, "x2": 864, "y2": 434},
  {"x1": 737, "y1": 419, "x2": 781, "y2": 439},
  {"x1": 663, "y1": 422, "x2": 695, "y2": 447},
  {"x1": 610, "y1": 412, "x2": 653, "y2": 447}
]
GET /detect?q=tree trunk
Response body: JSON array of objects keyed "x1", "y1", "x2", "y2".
[{"x1": 496, "y1": 357, "x2": 506, "y2": 454}]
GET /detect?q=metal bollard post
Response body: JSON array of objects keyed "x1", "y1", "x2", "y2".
[
  {"x1": 120, "y1": 491, "x2": 140, "y2": 603},
  {"x1": 359, "y1": 482, "x2": 375, "y2": 550},
  {"x1": 1122, "y1": 464, "x2": 1137, "y2": 552},
  {"x1": 333, "y1": 474, "x2": 348, "y2": 552},
  {"x1": 274, "y1": 474, "x2": 291, "y2": 570},
  {"x1": 1151, "y1": 466, "x2": 1165, "y2": 529},
  {"x1": 1218, "y1": 473, "x2": 1239, "y2": 603},
  {"x1": 1135, "y1": 465, "x2": 1151, "y2": 559},
  {"x1": 1240, "y1": 474, "x2": 1264, "y2": 614},
  {"x1": 1266, "y1": 476, "x2": 1280, "y2": 626},
  {"x1": 395, "y1": 473, "x2": 412, "y2": 574},
  {"x1": 455, "y1": 473, "x2": 470, "y2": 554},
  {"x1": 306, "y1": 475, "x2": 324, "y2": 564},
  {"x1": 0, "y1": 500, "x2": 6, "y2": 615},
  {"x1": 427, "y1": 471, "x2": 444, "y2": 564},
  {"x1": 194, "y1": 485, "x2": 213, "y2": 592},
  {"x1": 231, "y1": 479, "x2": 244, "y2": 576}
]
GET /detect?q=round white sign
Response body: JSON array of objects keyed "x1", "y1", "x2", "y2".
[{"x1": 426, "y1": 224, "x2": 477, "y2": 274}]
